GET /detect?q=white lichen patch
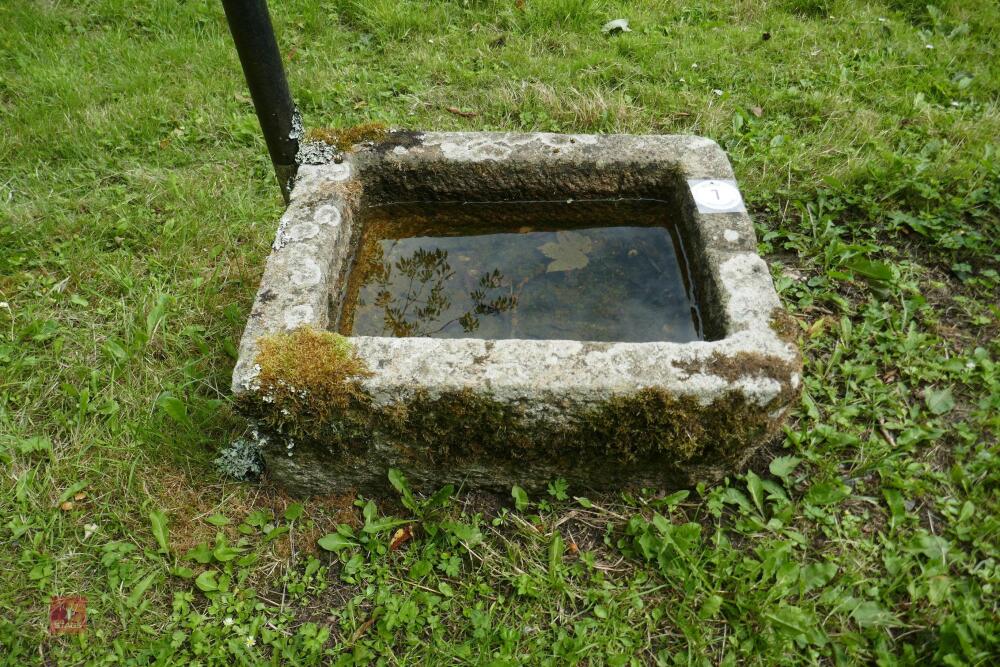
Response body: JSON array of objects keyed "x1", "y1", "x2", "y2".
[
  {"x1": 724, "y1": 229, "x2": 741, "y2": 243},
  {"x1": 283, "y1": 304, "x2": 315, "y2": 330},
  {"x1": 440, "y1": 138, "x2": 513, "y2": 161},
  {"x1": 768, "y1": 406, "x2": 790, "y2": 420},
  {"x1": 289, "y1": 109, "x2": 304, "y2": 140},
  {"x1": 548, "y1": 340, "x2": 584, "y2": 359},
  {"x1": 418, "y1": 131, "x2": 601, "y2": 162},
  {"x1": 285, "y1": 221, "x2": 319, "y2": 243},
  {"x1": 327, "y1": 161, "x2": 352, "y2": 182},
  {"x1": 272, "y1": 216, "x2": 292, "y2": 251},
  {"x1": 718, "y1": 253, "x2": 781, "y2": 331},
  {"x1": 539, "y1": 133, "x2": 599, "y2": 148},
  {"x1": 288, "y1": 255, "x2": 323, "y2": 288},
  {"x1": 239, "y1": 363, "x2": 262, "y2": 392},
  {"x1": 273, "y1": 216, "x2": 323, "y2": 251},
  {"x1": 314, "y1": 204, "x2": 342, "y2": 227},
  {"x1": 733, "y1": 376, "x2": 783, "y2": 407},
  {"x1": 423, "y1": 133, "x2": 541, "y2": 162}
]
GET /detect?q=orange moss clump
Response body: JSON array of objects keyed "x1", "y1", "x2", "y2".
[
  {"x1": 304, "y1": 122, "x2": 388, "y2": 151},
  {"x1": 253, "y1": 327, "x2": 371, "y2": 435}
]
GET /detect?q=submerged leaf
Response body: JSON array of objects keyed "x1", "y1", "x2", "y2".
[{"x1": 538, "y1": 231, "x2": 593, "y2": 273}]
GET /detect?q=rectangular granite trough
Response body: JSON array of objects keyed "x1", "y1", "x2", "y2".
[{"x1": 232, "y1": 132, "x2": 801, "y2": 496}]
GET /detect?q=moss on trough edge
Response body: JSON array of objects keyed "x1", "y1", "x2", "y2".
[
  {"x1": 239, "y1": 326, "x2": 373, "y2": 443},
  {"x1": 237, "y1": 326, "x2": 800, "y2": 486},
  {"x1": 304, "y1": 122, "x2": 389, "y2": 152}
]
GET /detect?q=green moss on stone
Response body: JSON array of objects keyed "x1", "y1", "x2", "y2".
[
  {"x1": 239, "y1": 326, "x2": 372, "y2": 442},
  {"x1": 238, "y1": 331, "x2": 789, "y2": 477},
  {"x1": 769, "y1": 307, "x2": 801, "y2": 345},
  {"x1": 305, "y1": 122, "x2": 389, "y2": 152},
  {"x1": 585, "y1": 389, "x2": 714, "y2": 462},
  {"x1": 582, "y1": 388, "x2": 775, "y2": 464},
  {"x1": 378, "y1": 388, "x2": 537, "y2": 462},
  {"x1": 358, "y1": 387, "x2": 770, "y2": 469}
]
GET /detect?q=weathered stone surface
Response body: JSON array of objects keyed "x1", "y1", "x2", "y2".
[{"x1": 232, "y1": 132, "x2": 801, "y2": 496}]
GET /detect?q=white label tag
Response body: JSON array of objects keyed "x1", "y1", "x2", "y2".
[{"x1": 688, "y1": 179, "x2": 746, "y2": 213}]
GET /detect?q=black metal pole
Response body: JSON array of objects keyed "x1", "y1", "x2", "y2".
[{"x1": 222, "y1": 0, "x2": 299, "y2": 203}]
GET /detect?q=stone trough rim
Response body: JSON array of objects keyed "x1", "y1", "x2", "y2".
[
  {"x1": 230, "y1": 131, "x2": 802, "y2": 494},
  {"x1": 234, "y1": 131, "x2": 797, "y2": 407}
]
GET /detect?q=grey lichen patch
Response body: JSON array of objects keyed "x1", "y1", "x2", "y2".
[
  {"x1": 289, "y1": 108, "x2": 304, "y2": 140},
  {"x1": 215, "y1": 434, "x2": 266, "y2": 481},
  {"x1": 297, "y1": 140, "x2": 338, "y2": 165}
]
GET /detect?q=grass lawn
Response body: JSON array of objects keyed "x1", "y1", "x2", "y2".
[{"x1": 1, "y1": 0, "x2": 998, "y2": 664}]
